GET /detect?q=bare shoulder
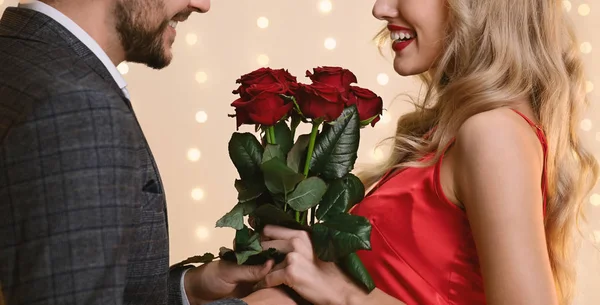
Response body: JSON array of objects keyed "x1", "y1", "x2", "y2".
[
  {"x1": 451, "y1": 108, "x2": 557, "y2": 304},
  {"x1": 452, "y1": 107, "x2": 545, "y2": 207},
  {"x1": 454, "y1": 108, "x2": 544, "y2": 172}
]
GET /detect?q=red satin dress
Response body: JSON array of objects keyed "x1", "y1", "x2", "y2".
[{"x1": 351, "y1": 110, "x2": 548, "y2": 305}]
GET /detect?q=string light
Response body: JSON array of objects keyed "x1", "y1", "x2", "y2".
[
  {"x1": 195, "y1": 111, "x2": 208, "y2": 123},
  {"x1": 257, "y1": 17, "x2": 269, "y2": 29},
  {"x1": 186, "y1": 33, "x2": 198, "y2": 46},
  {"x1": 371, "y1": 147, "x2": 385, "y2": 161},
  {"x1": 591, "y1": 193, "x2": 600, "y2": 206},
  {"x1": 563, "y1": 0, "x2": 572, "y2": 12},
  {"x1": 578, "y1": 4, "x2": 591, "y2": 16},
  {"x1": 594, "y1": 231, "x2": 600, "y2": 244},
  {"x1": 257, "y1": 54, "x2": 270, "y2": 66},
  {"x1": 324, "y1": 38, "x2": 337, "y2": 50},
  {"x1": 191, "y1": 188, "x2": 205, "y2": 201},
  {"x1": 377, "y1": 73, "x2": 390, "y2": 86},
  {"x1": 195, "y1": 226, "x2": 210, "y2": 240},
  {"x1": 586, "y1": 81, "x2": 594, "y2": 93},
  {"x1": 318, "y1": 0, "x2": 333, "y2": 14},
  {"x1": 580, "y1": 119, "x2": 593, "y2": 131},
  {"x1": 580, "y1": 42, "x2": 592, "y2": 54},
  {"x1": 195, "y1": 71, "x2": 208, "y2": 84},
  {"x1": 380, "y1": 111, "x2": 392, "y2": 125},
  {"x1": 117, "y1": 63, "x2": 129, "y2": 75},
  {"x1": 187, "y1": 148, "x2": 201, "y2": 162},
  {"x1": 0, "y1": 0, "x2": 5, "y2": 6}
]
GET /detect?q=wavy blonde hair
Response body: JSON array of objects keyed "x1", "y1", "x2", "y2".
[{"x1": 360, "y1": 1, "x2": 599, "y2": 303}]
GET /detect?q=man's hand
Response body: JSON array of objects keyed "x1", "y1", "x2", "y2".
[
  {"x1": 241, "y1": 288, "x2": 297, "y2": 305},
  {"x1": 184, "y1": 260, "x2": 274, "y2": 305}
]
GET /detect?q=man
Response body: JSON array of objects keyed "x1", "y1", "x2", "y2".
[{"x1": 0, "y1": 0, "x2": 294, "y2": 304}]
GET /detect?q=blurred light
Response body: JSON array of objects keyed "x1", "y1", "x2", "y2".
[
  {"x1": 195, "y1": 71, "x2": 208, "y2": 84},
  {"x1": 195, "y1": 111, "x2": 208, "y2": 123},
  {"x1": 586, "y1": 81, "x2": 594, "y2": 93},
  {"x1": 186, "y1": 33, "x2": 198, "y2": 46},
  {"x1": 591, "y1": 193, "x2": 600, "y2": 206},
  {"x1": 257, "y1": 54, "x2": 270, "y2": 66},
  {"x1": 187, "y1": 148, "x2": 201, "y2": 162},
  {"x1": 324, "y1": 38, "x2": 337, "y2": 50},
  {"x1": 377, "y1": 73, "x2": 390, "y2": 86},
  {"x1": 380, "y1": 111, "x2": 392, "y2": 124},
  {"x1": 594, "y1": 230, "x2": 600, "y2": 244},
  {"x1": 117, "y1": 63, "x2": 129, "y2": 75},
  {"x1": 580, "y1": 42, "x2": 592, "y2": 54},
  {"x1": 0, "y1": 0, "x2": 4, "y2": 6},
  {"x1": 563, "y1": 0, "x2": 572, "y2": 12},
  {"x1": 191, "y1": 188, "x2": 205, "y2": 201},
  {"x1": 578, "y1": 4, "x2": 591, "y2": 16},
  {"x1": 371, "y1": 147, "x2": 385, "y2": 161},
  {"x1": 580, "y1": 119, "x2": 593, "y2": 131},
  {"x1": 596, "y1": 132, "x2": 600, "y2": 142},
  {"x1": 257, "y1": 17, "x2": 269, "y2": 29},
  {"x1": 318, "y1": 0, "x2": 333, "y2": 13},
  {"x1": 195, "y1": 226, "x2": 210, "y2": 241}
]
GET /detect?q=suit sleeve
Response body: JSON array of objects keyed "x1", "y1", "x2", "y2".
[{"x1": 0, "y1": 91, "x2": 142, "y2": 305}]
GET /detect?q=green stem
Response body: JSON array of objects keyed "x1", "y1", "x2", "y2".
[
  {"x1": 295, "y1": 212, "x2": 300, "y2": 223},
  {"x1": 298, "y1": 122, "x2": 321, "y2": 224},
  {"x1": 268, "y1": 126, "x2": 277, "y2": 145},
  {"x1": 265, "y1": 128, "x2": 272, "y2": 144},
  {"x1": 303, "y1": 122, "x2": 320, "y2": 177}
]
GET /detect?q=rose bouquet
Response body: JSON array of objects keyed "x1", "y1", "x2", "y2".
[{"x1": 176, "y1": 66, "x2": 384, "y2": 292}]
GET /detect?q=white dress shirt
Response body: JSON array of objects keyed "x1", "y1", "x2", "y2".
[
  {"x1": 17, "y1": 2, "x2": 192, "y2": 305},
  {"x1": 19, "y1": 0, "x2": 131, "y2": 100}
]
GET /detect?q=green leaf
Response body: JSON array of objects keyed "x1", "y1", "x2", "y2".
[
  {"x1": 311, "y1": 213, "x2": 372, "y2": 262},
  {"x1": 274, "y1": 121, "x2": 293, "y2": 156},
  {"x1": 309, "y1": 106, "x2": 360, "y2": 180},
  {"x1": 339, "y1": 253, "x2": 376, "y2": 292},
  {"x1": 215, "y1": 201, "x2": 257, "y2": 230},
  {"x1": 287, "y1": 134, "x2": 310, "y2": 173},
  {"x1": 229, "y1": 133, "x2": 264, "y2": 180},
  {"x1": 171, "y1": 253, "x2": 217, "y2": 268},
  {"x1": 251, "y1": 204, "x2": 308, "y2": 232},
  {"x1": 360, "y1": 114, "x2": 380, "y2": 127},
  {"x1": 261, "y1": 158, "x2": 305, "y2": 194},
  {"x1": 262, "y1": 144, "x2": 285, "y2": 163},
  {"x1": 219, "y1": 247, "x2": 286, "y2": 266},
  {"x1": 287, "y1": 177, "x2": 328, "y2": 212},
  {"x1": 316, "y1": 174, "x2": 365, "y2": 221},
  {"x1": 234, "y1": 180, "x2": 264, "y2": 203}
]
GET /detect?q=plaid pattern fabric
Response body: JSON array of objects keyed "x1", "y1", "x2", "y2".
[{"x1": 0, "y1": 8, "x2": 240, "y2": 305}]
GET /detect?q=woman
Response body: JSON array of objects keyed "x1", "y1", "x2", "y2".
[{"x1": 254, "y1": 0, "x2": 599, "y2": 304}]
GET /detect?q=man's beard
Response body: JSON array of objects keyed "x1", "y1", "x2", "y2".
[{"x1": 114, "y1": 0, "x2": 172, "y2": 69}]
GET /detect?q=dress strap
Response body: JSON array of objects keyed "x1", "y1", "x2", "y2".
[{"x1": 509, "y1": 109, "x2": 549, "y2": 216}]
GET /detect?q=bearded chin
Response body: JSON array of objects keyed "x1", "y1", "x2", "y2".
[{"x1": 115, "y1": 2, "x2": 172, "y2": 69}]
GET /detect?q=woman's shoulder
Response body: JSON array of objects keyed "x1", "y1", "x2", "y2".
[{"x1": 454, "y1": 107, "x2": 544, "y2": 162}]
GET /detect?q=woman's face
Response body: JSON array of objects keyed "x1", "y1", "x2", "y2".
[{"x1": 373, "y1": 0, "x2": 448, "y2": 76}]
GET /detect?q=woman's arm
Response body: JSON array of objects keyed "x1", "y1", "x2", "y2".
[{"x1": 452, "y1": 109, "x2": 558, "y2": 305}]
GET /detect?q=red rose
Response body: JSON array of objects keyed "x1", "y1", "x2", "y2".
[
  {"x1": 306, "y1": 66, "x2": 358, "y2": 97},
  {"x1": 231, "y1": 89, "x2": 293, "y2": 128},
  {"x1": 294, "y1": 83, "x2": 347, "y2": 122},
  {"x1": 347, "y1": 86, "x2": 383, "y2": 127},
  {"x1": 233, "y1": 68, "x2": 298, "y2": 99}
]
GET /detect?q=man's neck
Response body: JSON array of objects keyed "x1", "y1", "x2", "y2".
[{"x1": 40, "y1": 0, "x2": 125, "y2": 65}]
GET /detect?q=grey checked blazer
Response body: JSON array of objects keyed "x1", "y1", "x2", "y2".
[{"x1": 0, "y1": 7, "x2": 244, "y2": 305}]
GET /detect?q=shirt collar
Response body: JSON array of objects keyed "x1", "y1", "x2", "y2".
[{"x1": 18, "y1": 0, "x2": 128, "y2": 93}]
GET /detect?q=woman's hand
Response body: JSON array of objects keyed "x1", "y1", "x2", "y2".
[{"x1": 254, "y1": 225, "x2": 368, "y2": 305}]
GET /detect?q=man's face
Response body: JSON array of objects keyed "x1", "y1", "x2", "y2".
[{"x1": 114, "y1": 0, "x2": 210, "y2": 69}]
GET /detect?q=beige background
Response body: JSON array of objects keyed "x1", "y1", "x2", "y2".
[{"x1": 2, "y1": 0, "x2": 599, "y2": 304}]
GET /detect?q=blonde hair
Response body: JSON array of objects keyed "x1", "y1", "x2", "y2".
[{"x1": 361, "y1": 1, "x2": 599, "y2": 303}]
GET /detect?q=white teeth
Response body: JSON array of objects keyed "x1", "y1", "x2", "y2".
[
  {"x1": 169, "y1": 20, "x2": 178, "y2": 29},
  {"x1": 390, "y1": 31, "x2": 415, "y2": 41}
]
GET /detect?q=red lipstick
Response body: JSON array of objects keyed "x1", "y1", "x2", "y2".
[{"x1": 387, "y1": 24, "x2": 417, "y2": 53}]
